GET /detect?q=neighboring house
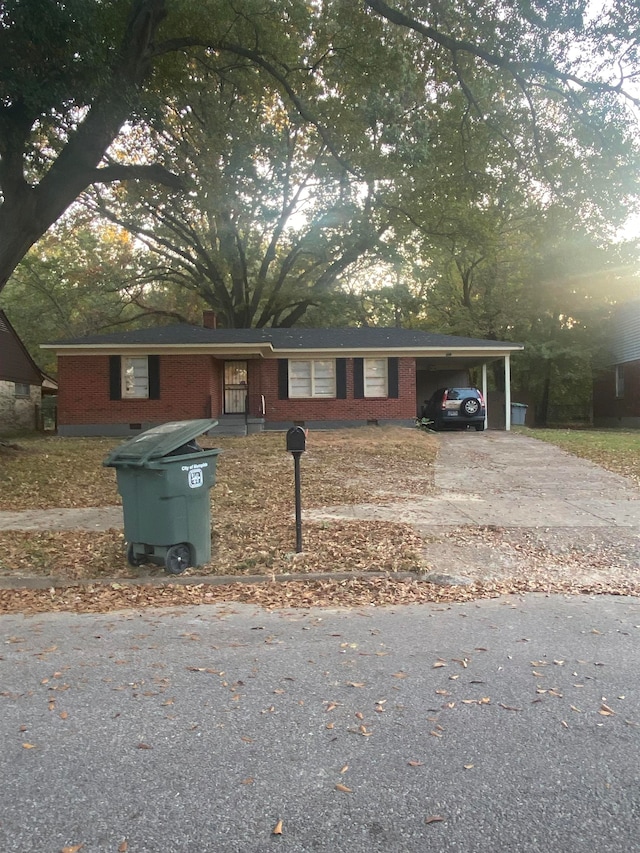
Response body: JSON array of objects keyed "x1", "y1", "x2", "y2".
[
  {"x1": 43, "y1": 312, "x2": 524, "y2": 436},
  {"x1": 0, "y1": 310, "x2": 53, "y2": 434},
  {"x1": 593, "y1": 299, "x2": 640, "y2": 428}
]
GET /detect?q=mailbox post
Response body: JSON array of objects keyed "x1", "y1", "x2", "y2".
[{"x1": 286, "y1": 426, "x2": 307, "y2": 553}]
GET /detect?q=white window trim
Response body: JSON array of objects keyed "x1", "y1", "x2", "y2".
[
  {"x1": 122, "y1": 356, "x2": 149, "y2": 399},
  {"x1": 288, "y1": 359, "x2": 336, "y2": 398},
  {"x1": 363, "y1": 358, "x2": 388, "y2": 398}
]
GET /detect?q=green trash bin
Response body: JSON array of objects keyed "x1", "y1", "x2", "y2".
[{"x1": 103, "y1": 419, "x2": 221, "y2": 574}]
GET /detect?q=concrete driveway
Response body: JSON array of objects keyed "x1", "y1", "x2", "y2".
[{"x1": 309, "y1": 432, "x2": 640, "y2": 586}]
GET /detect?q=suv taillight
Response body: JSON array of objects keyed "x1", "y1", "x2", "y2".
[
  {"x1": 441, "y1": 390, "x2": 448, "y2": 410},
  {"x1": 478, "y1": 391, "x2": 485, "y2": 406}
]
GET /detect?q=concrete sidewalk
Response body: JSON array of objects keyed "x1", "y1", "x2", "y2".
[{"x1": 0, "y1": 506, "x2": 123, "y2": 531}]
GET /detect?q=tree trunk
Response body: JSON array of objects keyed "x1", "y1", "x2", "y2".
[{"x1": 0, "y1": 0, "x2": 167, "y2": 292}]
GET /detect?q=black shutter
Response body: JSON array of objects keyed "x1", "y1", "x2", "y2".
[
  {"x1": 336, "y1": 358, "x2": 347, "y2": 399},
  {"x1": 353, "y1": 358, "x2": 364, "y2": 399},
  {"x1": 278, "y1": 359, "x2": 289, "y2": 399},
  {"x1": 109, "y1": 355, "x2": 121, "y2": 400},
  {"x1": 148, "y1": 355, "x2": 160, "y2": 399},
  {"x1": 388, "y1": 357, "x2": 399, "y2": 398}
]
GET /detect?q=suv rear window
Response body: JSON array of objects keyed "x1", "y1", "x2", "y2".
[{"x1": 445, "y1": 388, "x2": 481, "y2": 400}]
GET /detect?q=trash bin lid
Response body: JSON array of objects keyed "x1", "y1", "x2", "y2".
[{"x1": 104, "y1": 419, "x2": 218, "y2": 467}]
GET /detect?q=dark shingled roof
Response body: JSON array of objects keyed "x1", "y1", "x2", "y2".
[{"x1": 48, "y1": 325, "x2": 521, "y2": 350}]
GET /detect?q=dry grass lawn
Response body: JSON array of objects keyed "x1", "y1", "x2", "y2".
[{"x1": 0, "y1": 427, "x2": 436, "y2": 580}]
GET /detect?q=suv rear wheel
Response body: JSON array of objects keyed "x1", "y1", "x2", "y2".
[{"x1": 461, "y1": 397, "x2": 481, "y2": 417}]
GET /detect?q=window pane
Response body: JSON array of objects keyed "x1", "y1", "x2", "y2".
[
  {"x1": 289, "y1": 361, "x2": 311, "y2": 380},
  {"x1": 122, "y1": 357, "x2": 149, "y2": 398},
  {"x1": 313, "y1": 377, "x2": 334, "y2": 396},
  {"x1": 14, "y1": 382, "x2": 30, "y2": 397},
  {"x1": 289, "y1": 361, "x2": 312, "y2": 397},
  {"x1": 313, "y1": 360, "x2": 335, "y2": 396},
  {"x1": 364, "y1": 358, "x2": 387, "y2": 397},
  {"x1": 313, "y1": 360, "x2": 334, "y2": 378},
  {"x1": 288, "y1": 360, "x2": 335, "y2": 397}
]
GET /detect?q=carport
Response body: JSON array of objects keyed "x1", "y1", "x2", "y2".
[{"x1": 416, "y1": 342, "x2": 523, "y2": 430}]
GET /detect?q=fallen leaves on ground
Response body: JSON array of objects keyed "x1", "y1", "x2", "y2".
[
  {"x1": 0, "y1": 437, "x2": 118, "y2": 510},
  {"x1": 2, "y1": 575, "x2": 640, "y2": 616},
  {"x1": 0, "y1": 520, "x2": 422, "y2": 580},
  {"x1": 423, "y1": 523, "x2": 640, "y2": 590},
  {"x1": 3, "y1": 428, "x2": 640, "y2": 605},
  {"x1": 0, "y1": 428, "x2": 431, "y2": 580},
  {"x1": 0, "y1": 428, "x2": 436, "y2": 512}
]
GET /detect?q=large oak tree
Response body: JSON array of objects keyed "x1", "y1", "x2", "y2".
[{"x1": 1, "y1": 0, "x2": 638, "y2": 297}]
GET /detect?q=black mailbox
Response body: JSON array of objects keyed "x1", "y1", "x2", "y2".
[{"x1": 286, "y1": 426, "x2": 306, "y2": 454}]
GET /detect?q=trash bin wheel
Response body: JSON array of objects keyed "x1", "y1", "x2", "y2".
[
  {"x1": 165, "y1": 543, "x2": 192, "y2": 575},
  {"x1": 127, "y1": 543, "x2": 144, "y2": 567}
]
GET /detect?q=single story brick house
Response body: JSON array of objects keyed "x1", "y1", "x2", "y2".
[
  {"x1": 43, "y1": 313, "x2": 524, "y2": 436},
  {"x1": 0, "y1": 310, "x2": 55, "y2": 435},
  {"x1": 593, "y1": 299, "x2": 640, "y2": 428}
]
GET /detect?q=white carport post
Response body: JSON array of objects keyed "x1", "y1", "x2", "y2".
[
  {"x1": 481, "y1": 362, "x2": 488, "y2": 430},
  {"x1": 504, "y1": 354, "x2": 512, "y2": 431}
]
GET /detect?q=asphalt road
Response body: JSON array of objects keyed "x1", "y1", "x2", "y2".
[{"x1": 2, "y1": 594, "x2": 640, "y2": 853}]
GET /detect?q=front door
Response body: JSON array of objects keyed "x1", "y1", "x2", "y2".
[{"x1": 224, "y1": 361, "x2": 248, "y2": 414}]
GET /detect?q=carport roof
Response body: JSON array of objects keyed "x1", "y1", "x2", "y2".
[{"x1": 43, "y1": 325, "x2": 523, "y2": 357}]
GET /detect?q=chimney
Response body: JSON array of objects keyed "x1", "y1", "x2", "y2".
[{"x1": 203, "y1": 310, "x2": 217, "y2": 329}]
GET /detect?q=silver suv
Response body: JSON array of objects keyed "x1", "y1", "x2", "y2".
[{"x1": 421, "y1": 387, "x2": 486, "y2": 431}]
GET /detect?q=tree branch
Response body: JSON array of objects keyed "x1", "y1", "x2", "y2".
[
  {"x1": 89, "y1": 163, "x2": 185, "y2": 189},
  {"x1": 153, "y1": 37, "x2": 360, "y2": 176},
  {"x1": 364, "y1": 0, "x2": 640, "y2": 107}
]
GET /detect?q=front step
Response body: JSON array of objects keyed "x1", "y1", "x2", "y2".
[{"x1": 209, "y1": 416, "x2": 247, "y2": 437}]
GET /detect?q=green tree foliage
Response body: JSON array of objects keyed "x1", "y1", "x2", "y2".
[
  {"x1": 385, "y1": 203, "x2": 639, "y2": 423},
  {"x1": 0, "y1": 211, "x2": 165, "y2": 373},
  {"x1": 88, "y1": 62, "x2": 409, "y2": 327},
  {"x1": 1, "y1": 0, "x2": 638, "y2": 296}
]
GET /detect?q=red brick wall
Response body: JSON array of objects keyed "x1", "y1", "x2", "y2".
[
  {"x1": 57, "y1": 354, "x2": 416, "y2": 426},
  {"x1": 58, "y1": 355, "x2": 223, "y2": 425},
  {"x1": 257, "y1": 357, "x2": 416, "y2": 423},
  {"x1": 593, "y1": 360, "x2": 640, "y2": 419}
]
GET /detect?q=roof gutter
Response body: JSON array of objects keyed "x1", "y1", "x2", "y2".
[{"x1": 43, "y1": 343, "x2": 524, "y2": 359}]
